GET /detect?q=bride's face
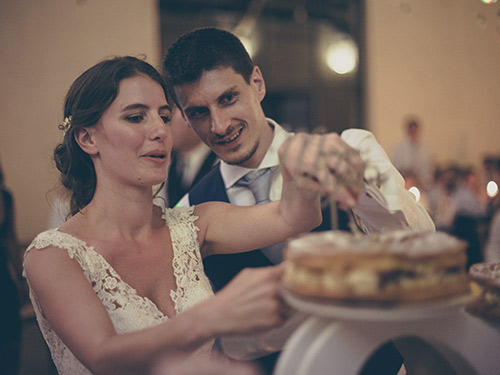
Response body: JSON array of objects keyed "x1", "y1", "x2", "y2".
[{"x1": 91, "y1": 74, "x2": 173, "y2": 188}]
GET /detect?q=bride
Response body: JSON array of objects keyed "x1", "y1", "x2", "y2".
[{"x1": 23, "y1": 56, "x2": 359, "y2": 375}]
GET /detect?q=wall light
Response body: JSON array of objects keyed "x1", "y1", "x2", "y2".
[
  {"x1": 487, "y1": 180, "x2": 499, "y2": 198},
  {"x1": 325, "y1": 37, "x2": 358, "y2": 75},
  {"x1": 409, "y1": 186, "x2": 421, "y2": 202},
  {"x1": 239, "y1": 35, "x2": 257, "y2": 59}
]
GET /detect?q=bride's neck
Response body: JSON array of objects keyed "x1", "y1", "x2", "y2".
[{"x1": 77, "y1": 185, "x2": 159, "y2": 238}]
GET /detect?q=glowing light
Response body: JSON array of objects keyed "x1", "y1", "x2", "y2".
[
  {"x1": 239, "y1": 36, "x2": 256, "y2": 59},
  {"x1": 326, "y1": 38, "x2": 358, "y2": 75},
  {"x1": 487, "y1": 180, "x2": 499, "y2": 198},
  {"x1": 482, "y1": 0, "x2": 497, "y2": 4},
  {"x1": 409, "y1": 186, "x2": 421, "y2": 202}
]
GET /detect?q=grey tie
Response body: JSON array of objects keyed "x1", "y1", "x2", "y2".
[
  {"x1": 237, "y1": 168, "x2": 274, "y2": 204},
  {"x1": 236, "y1": 167, "x2": 284, "y2": 264}
]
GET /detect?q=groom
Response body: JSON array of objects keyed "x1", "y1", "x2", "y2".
[{"x1": 162, "y1": 27, "x2": 434, "y2": 375}]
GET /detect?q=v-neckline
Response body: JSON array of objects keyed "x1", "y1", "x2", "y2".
[{"x1": 54, "y1": 228, "x2": 176, "y2": 319}]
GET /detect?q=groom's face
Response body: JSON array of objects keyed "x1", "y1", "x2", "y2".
[{"x1": 174, "y1": 66, "x2": 271, "y2": 168}]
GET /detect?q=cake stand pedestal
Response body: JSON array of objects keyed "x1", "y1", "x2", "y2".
[{"x1": 275, "y1": 292, "x2": 500, "y2": 375}]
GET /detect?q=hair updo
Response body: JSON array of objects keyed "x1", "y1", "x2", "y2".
[{"x1": 54, "y1": 56, "x2": 168, "y2": 216}]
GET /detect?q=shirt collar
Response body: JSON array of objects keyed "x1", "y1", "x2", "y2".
[{"x1": 220, "y1": 118, "x2": 291, "y2": 189}]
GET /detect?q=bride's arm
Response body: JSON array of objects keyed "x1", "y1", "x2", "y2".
[
  {"x1": 196, "y1": 197, "x2": 320, "y2": 258},
  {"x1": 23, "y1": 246, "x2": 286, "y2": 375},
  {"x1": 198, "y1": 132, "x2": 365, "y2": 257}
]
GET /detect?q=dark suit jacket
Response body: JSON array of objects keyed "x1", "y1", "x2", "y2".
[{"x1": 167, "y1": 150, "x2": 217, "y2": 208}]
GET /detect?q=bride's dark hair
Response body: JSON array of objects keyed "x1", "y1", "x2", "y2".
[{"x1": 54, "y1": 56, "x2": 168, "y2": 216}]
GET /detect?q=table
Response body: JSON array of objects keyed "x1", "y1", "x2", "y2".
[{"x1": 274, "y1": 291, "x2": 500, "y2": 375}]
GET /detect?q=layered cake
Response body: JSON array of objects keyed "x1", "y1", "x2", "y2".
[
  {"x1": 466, "y1": 262, "x2": 500, "y2": 322},
  {"x1": 282, "y1": 230, "x2": 469, "y2": 302}
]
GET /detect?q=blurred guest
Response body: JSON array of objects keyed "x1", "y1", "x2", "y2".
[
  {"x1": 485, "y1": 211, "x2": 500, "y2": 262},
  {"x1": 0, "y1": 160, "x2": 26, "y2": 375},
  {"x1": 427, "y1": 167, "x2": 457, "y2": 231},
  {"x1": 485, "y1": 159, "x2": 500, "y2": 262},
  {"x1": 462, "y1": 165, "x2": 488, "y2": 207},
  {"x1": 155, "y1": 106, "x2": 217, "y2": 208},
  {"x1": 484, "y1": 156, "x2": 500, "y2": 217},
  {"x1": 453, "y1": 166, "x2": 488, "y2": 267},
  {"x1": 428, "y1": 164, "x2": 487, "y2": 231},
  {"x1": 482, "y1": 154, "x2": 498, "y2": 185},
  {"x1": 428, "y1": 164, "x2": 487, "y2": 267},
  {"x1": 451, "y1": 165, "x2": 488, "y2": 220},
  {"x1": 390, "y1": 116, "x2": 434, "y2": 191}
]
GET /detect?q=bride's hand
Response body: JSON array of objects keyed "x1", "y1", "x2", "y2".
[{"x1": 203, "y1": 265, "x2": 289, "y2": 336}]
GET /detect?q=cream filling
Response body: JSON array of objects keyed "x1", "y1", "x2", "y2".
[
  {"x1": 285, "y1": 263, "x2": 464, "y2": 295},
  {"x1": 470, "y1": 281, "x2": 500, "y2": 307}
]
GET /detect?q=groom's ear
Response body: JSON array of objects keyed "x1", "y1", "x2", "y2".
[
  {"x1": 74, "y1": 127, "x2": 98, "y2": 155},
  {"x1": 250, "y1": 66, "x2": 266, "y2": 102}
]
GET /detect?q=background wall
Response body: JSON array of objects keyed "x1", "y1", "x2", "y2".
[
  {"x1": 365, "y1": 0, "x2": 500, "y2": 168},
  {"x1": 0, "y1": 0, "x2": 160, "y2": 244}
]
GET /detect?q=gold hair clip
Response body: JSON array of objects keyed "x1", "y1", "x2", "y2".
[{"x1": 58, "y1": 116, "x2": 72, "y2": 134}]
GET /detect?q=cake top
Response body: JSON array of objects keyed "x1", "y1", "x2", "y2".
[
  {"x1": 286, "y1": 230, "x2": 466, "y2": 258},
  {"x1": 469, "y1": 262, "x2": 500, "y2": 289}
]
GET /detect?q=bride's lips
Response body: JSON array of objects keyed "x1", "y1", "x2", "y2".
[{"x1": 142, "y1": 150, "x2": 168, "y2": 163}]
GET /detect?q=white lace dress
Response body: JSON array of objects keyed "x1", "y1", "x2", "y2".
[{"x1": 24, "y1": 206, "x2": 215, "y2": 375}]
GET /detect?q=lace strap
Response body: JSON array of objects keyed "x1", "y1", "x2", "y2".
[
  {"x1": 24, "y1": 229, "x2": 106, "y2": 283},
  {"x1": 26, "y1": 229, "x2": 92, "y2": 258},
  {"x1": 163, "y1": 206, "x2": 213, "y2": 313},
  {"x1": 162, "y1": 206, "x2": 198, "y2": 227}
]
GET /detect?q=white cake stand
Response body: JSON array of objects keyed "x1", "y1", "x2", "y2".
[{"x1": 275, "y1": 291, "x2": 500, "y2": 375}]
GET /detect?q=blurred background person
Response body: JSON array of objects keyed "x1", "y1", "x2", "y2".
[
  {"x1": 390, "y1": 116, "x2": 434, "y2": 192},
  {"x1": 451, "y1": 164, "x2": 488, "y2": 268},
  {"x1": 428, "y1": 163, "x2": 488, "y2": 267},
  {"x1": 428, "y1": 165, "x2": 487, "y2": 230},
  {"x1": 0, "y1": 159, "x2": 27, "y2": 375},
  {"x1": 485, "y1": 158, "x2": 500, "y2": 262},
  {"x1": 155, "y1": 106, "x2": 217, "y2": 208},
  {"x1": 461, "y1": 165, "x2": 488, "y2": 208},
  {"x1": 482, "y1": 154, "x2": 498, "y2": 190},
  {"x1": 483, "y1": 154, "x2": 500, "y2": 218},
  {"x1": 426, "y1": 167, "x2": 456, "y2": 232},
  {"x1": 451, "y1": 165, "x2": 488, "y2": 220}
]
